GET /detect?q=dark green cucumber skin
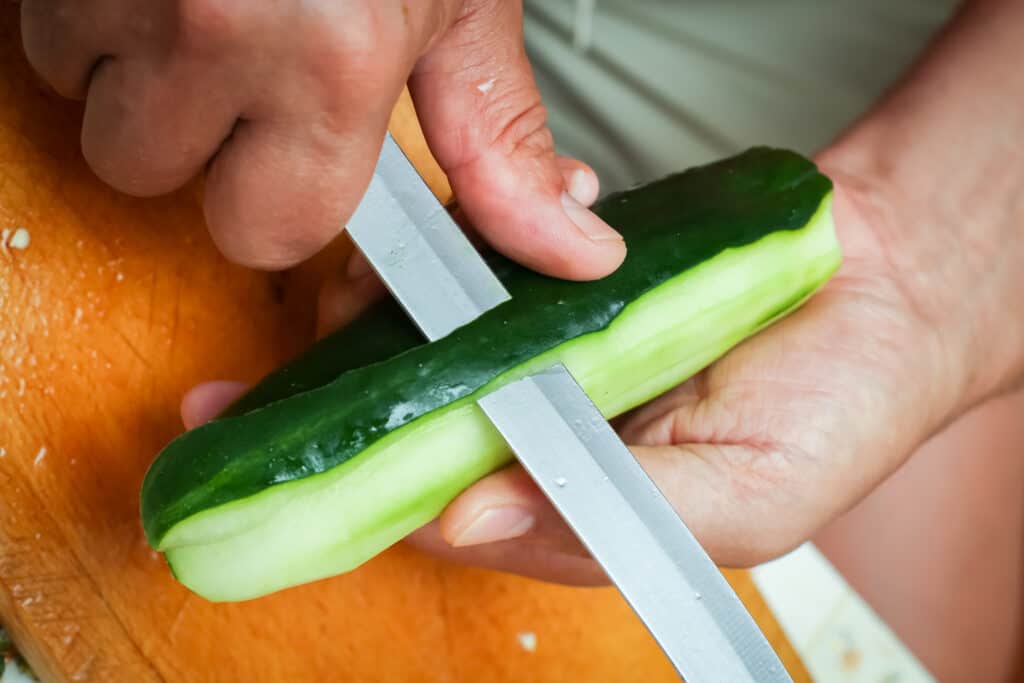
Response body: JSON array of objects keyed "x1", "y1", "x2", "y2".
[
  {"x1": 141, "y1": 147, "x2": 832, "y2": 546},
  {"x1": 223, "y1": 297, "x2": 421, "y2": 417},
  {"x1": 222, "y1": 253, "x2": 526, "y2": 417}
]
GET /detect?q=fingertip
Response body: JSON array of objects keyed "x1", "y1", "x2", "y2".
[
  {"x1": 201, "y1": 119, "x2": 376, "y2": 271},
  {"x1": 519, "y1": 208, "x2": 625, "y2": 281},
  {"x1": 81, "y1": 139, "x2": 192, "y2": 198},
  {"x1": 557, "y1": 191, "x2": 627, "y2": 276},
  {"x1": 80, "y1": 90, "x2": 193, "y2": 198},
  {"x1": 201, "y1": 191, "x2": 315, "y2": 271},
  {"x1": 411, "y1": 31, "x2": 621, "y2": 280},
  {"x1": 444, "y1": 150, "x2": 625, "y2": 281},
  {"x1": 180, "y1": 381, "x2": 248, "y2": 429},
  {"x1": 79, "y1": 57, "x2": 238, "y2": 198},
  {"x1": 453, "y1": 184, "x2": 627, "y2": 281},
  {"x1": 446, "y1": 506, "x2": 536, "y2": 548}
]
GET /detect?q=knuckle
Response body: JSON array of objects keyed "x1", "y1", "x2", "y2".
[
  {"x1": 485, "y1": 95, "x2": 553, "y2": 159},
  {"x1": 298, "y1": 11, "x2": 392, "y2": 112},
  {"x1": 172, "y1": 0, "x2": 244, "y2": 55},
  {"x1": 311, "y1": 17, "x2": 378, "y2": 69}
]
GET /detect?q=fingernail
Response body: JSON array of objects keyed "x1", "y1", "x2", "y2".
[
  {"x1": 566, "y1": 169, "x2": 591, "y2": 205},
  {"x1": 561, "y1": 192, "x2": 623, "y2": 243},
  {"x1": 451, "y1": 506, "x2": 535, "y2": 547},
  {"x1": 345, "y1": 252, "x2": 373, "y2": 279}
]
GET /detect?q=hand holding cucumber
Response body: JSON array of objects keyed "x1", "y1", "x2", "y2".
[
  {"x1": 183, "y1": 1, "x2": 1024, "y2": 587},
  {"x1": 19, "y1": 0, "x2": 625, "y2": 278}
]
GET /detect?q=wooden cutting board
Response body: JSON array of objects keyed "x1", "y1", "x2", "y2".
[{"x1": 0, "y1": 10, "x2": 808, "y2": 682}]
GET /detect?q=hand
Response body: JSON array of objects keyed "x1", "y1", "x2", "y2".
[
  {"x1": 174, "y1": 149, "x2": 981, "y2": 585},
  {"x1": 395, "y1": 0, "x2": 1024, "y2": 583},
  {"x1": 394, "y1": 161, "x2": 985, "y2": 583},
  {"x1": 180, "y1": 0, "x2": 1024, "y2": 586},
  {"x1": 284, "y1": 142, "x2": 1017, "y2": 585},
  {"x1": 20, "y1": 0, "x2": 625, "y2": 278}
]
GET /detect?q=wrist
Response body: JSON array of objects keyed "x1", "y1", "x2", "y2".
[
  {"x1": 815, "y1": 0, "x2": 1024, "y2": 425},
  {"x1": 819, "y1": 116, "x2": 1024, "y2": 429}
]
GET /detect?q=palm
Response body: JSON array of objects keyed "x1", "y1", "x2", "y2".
[
  {"x1": 405, "y1": 168, "x2": 955, "y2": 583},
  {"x1": 616, "y1": 217, "x2": 931, "y2": 566}
]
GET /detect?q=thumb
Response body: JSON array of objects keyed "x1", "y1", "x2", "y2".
[
  {"x1": 409, "y1": 0, "x2": 626, "y2": 280},
  {"x1": 406, "y1": 442, "x2": 804, "y2": 585}
]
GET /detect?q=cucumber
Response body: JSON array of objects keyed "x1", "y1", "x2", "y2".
[{"x1": 141, "y1": 148, "x2": 841, "y2": 601}]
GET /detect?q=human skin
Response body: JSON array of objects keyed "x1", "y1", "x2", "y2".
[
  {"x1": 19, "y1": 0, "x2": 625, "y2": 278},
  {"x1": 277, "y1": 0, "x2": 1024, "y2": 579},
  {"x1": 186, "y1": 3, "x2": 1024, "y2": 675},
  {"x1": 24, "y1": 0, "x2": 1024, "y2": 677}
]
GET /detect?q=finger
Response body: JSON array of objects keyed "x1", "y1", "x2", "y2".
[
  {"x1": 439, "y1": 465, "x2": 588, "y2": 553},
  {"x1": 80, "y1": 56, "x2": 242, "y2": 196},
  {"x1": 405, "y1": 520, "x2": 607, "y2": 586},
  {"x1": 410, "y1": 0, "x2": 626, "y2": 281},
  {"x1": 318, "y1": 153, "x2": 594, "y2": 336},
  {"x1": 316, "y1": 261, "x2": 388, "y2": 338},
  {"x1": 615, "y1": 377, "x2": 704, "y2": 444},
  {"x1": 21, "y1": 0, "x2": 130, "y2": 99},
  {"x1": 202, "y1": 97, "x2": 399, "y2": 269},
  {"x1": 194, "y1": 0, "x2": 450, "y2": 270},
  {"x1": 418, "y1": 441, "x2": 800, "y2": 584},
  {"x1": 180, "y1": 381, "x2": 249, "y2": 429}
]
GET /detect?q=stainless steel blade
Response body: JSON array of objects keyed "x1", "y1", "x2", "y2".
[
  {"x1": 478, "y1": 364, "x2": 792, "y2": 683},
  {"x1": 346, "y1": 132, "x2": 510, "y2": 341},
  {"x1": 347, "y1": 134, "x2": 787, "y2": 678}
]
